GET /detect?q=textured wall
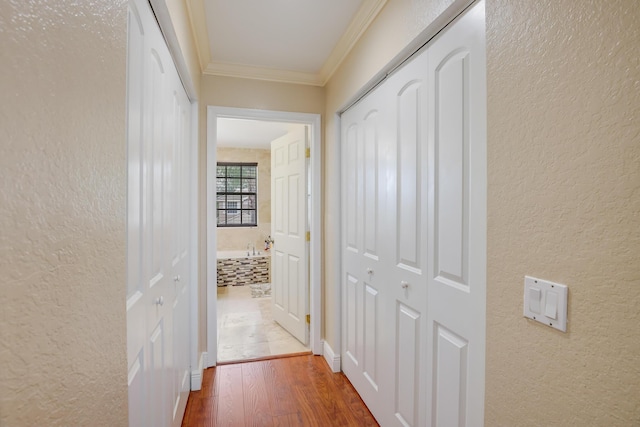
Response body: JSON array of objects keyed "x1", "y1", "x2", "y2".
[
  {"x1": 216, "y1": 147, "x2": 272, "y2": 251},
  {"x1": 198, "y1": 75, "x2": 324, "y2": 354},
  {"x1": 0, "y1": 0, "x2": 129, "y2": 426},
  {"x1": 485, "y1": 0, "x2": 640, "y2": 425}
]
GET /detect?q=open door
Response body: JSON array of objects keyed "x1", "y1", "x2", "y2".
[{"x1": 270, "y1": 127, "x2": 309, "y2": 345}]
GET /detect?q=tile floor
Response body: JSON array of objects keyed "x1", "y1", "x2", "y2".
[{"x1": 217, "y1": 284, "x2": 309, "y2": 363}]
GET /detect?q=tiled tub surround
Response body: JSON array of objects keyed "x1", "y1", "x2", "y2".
[{"x1": 217, "y1": 251, "x2": 271, "y2": 287}]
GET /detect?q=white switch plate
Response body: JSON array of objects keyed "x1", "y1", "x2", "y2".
[{"x1": 523, "y1": 276, "x2": 568, "y2": 332}]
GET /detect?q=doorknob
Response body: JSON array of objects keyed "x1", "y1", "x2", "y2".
[
  {"x1": 155, "y1": 296, "x2": 164, "y2": 306},
  {"x1": 366, "y1": 268, "x2": 374, "y2": 275},
  {"x1": 173, "y1": 275, "x2": 181, "y2": 282},
  {"x1": 401, "y1": 281, "x2": 409, "y2": 289}
]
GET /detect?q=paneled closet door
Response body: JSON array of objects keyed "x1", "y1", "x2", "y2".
[
  {"x1": 126, "y1": 0, "x2": 192, "y2": 426},
  {"x1": 340, "y1": 2, "x2": 486, "y2": 426},
  {"x1": 167, "y1": 76, "x2": 192, "y2": 427},
  {"x1": 425, "y1": 3, "x2": 486, "y2": 426},
  {"x1": 341, "y1": 82, "x2": 389, "y2": 423},
  {"x1": 383, "y1": 47, "x2": 430, "y2": 427}
]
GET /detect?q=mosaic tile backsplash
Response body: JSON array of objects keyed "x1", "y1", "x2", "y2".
[{"x1": 217, "y1": 255, "x2": 270, "y2": 286}]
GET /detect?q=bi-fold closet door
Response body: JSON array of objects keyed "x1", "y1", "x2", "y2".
[
  {"x1": 341, "y1": 2, "x2": 486, "y2": 426},
  {"x1": 126, "y1": 0, "x2": 193, "y2": 425}
]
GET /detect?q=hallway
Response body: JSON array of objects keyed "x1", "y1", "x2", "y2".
[{"x1": 181, "y1": 355, "x2": 378, "y2": 426}]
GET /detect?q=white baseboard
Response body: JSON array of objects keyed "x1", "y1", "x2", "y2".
[
  {"x1": 190, "y1": 351, "x2": 207, "y2": 391},
  {"x1": 323, "y1": 340, "x2": 341, "y2": 373}
]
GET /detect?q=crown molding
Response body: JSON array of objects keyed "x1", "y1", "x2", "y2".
[
  {"x1": 193, "y1": 0, "x2": 387, "y2": 87},
  {"x1": 185, "y1": 0, "x2": 211, "y2": 72},
  {"x1": 318, "y1": 0, "x2": 387, "y2": 85},
  {"x1": 204, "y1": 62, "x2": 324, "y2": 86}
]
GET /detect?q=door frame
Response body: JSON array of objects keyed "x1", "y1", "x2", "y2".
[{"x1": 206, "y1": 106, "x2": 322, "y2": 365}]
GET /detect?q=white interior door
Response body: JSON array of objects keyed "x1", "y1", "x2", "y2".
[
  {"x1": 340, "y1": 2, "x2": 486, "y2": 426},
  {"x1": 271, "y1": 127, "x2": 309, "y2": 344},
  {"x1": 126, "y1": 0, "x2": 192, "y2": 426}
]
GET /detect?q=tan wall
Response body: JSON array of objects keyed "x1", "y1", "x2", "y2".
[
  {"x1": 198, "y1": 75, "x2": 325, "y2": 353},
  {"x1": 325, "y1": 0, "x2": 640, "y2": 425},
  {"x1": 216, "y1": 147, "x2": 272, "y2": 252},
  {"x1": 485, "y1": 0, "x2": 640, "y2": 425},
  {"x1": 165, "y1": 0, "x2": 202, "y2": 95},
  {"x1": 0, "y1": 1, "x2": 129, "y2": 426}
]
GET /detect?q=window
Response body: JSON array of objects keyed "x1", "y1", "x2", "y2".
[{"x1": 216, "y1": 163, "x2": 258, "y2": 227}]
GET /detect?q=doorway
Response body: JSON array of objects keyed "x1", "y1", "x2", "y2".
[{"x1": 206, "y1": 107, "x2": 322, "y2": 367}]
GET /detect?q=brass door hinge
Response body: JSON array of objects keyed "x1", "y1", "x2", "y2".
[
  {"x1": 306, "y1": 314, "x2": 310, "y2": 324},
  {"x1": 306, "y1": 231, "x2": 310, "y2": 241},
  {"x1": 305, "y1": 147, "x2": 310, "y2": 158}
]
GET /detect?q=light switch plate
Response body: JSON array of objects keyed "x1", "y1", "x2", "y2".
[{"x1": 523, "y1": 276, "x2": 568, "y2": 332}]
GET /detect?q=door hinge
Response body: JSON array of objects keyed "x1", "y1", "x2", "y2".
[
  {"x1": 306, "y1": 231, "x2": 310, "y2": 241},
  {"x1": 306, "y1": 314, "x2": 310, "y2": 324},
  {"x1": 305, "y1": 147, "x2": 310, "y2": 158}
]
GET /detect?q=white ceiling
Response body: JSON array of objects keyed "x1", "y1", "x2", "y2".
[
  {"x1": 217, "y1": 118, "x2": 305, "y2": 149},
  {"x1": 187, "y1": 0, "x2": 387, "y2": 86}
]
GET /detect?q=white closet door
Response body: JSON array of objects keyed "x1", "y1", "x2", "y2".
[
  {"x1": 126, "y1": 0, "x2": 192, "y2": 426},
  {"x1": 168, "y1": 77, "x2": 192, "y2": 427},
  {"x1": 340, "y1": 2, "x2": 486, "y2": 426},
  {"x1": 383, "y1": 46, "x2": 430, "y2": 427},
  {"x1": 126, "y1": 1, "x2": 148, "y2": 425},
  {"x1": 425, "y1": 3, "x2": 486, "y2": 426},
  {"x1": 341, "y1": 83, "x2": 388, "y2": 423}
]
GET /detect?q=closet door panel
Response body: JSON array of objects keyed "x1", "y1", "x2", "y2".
[
  {"x1": 345, "y1": 124, "x2": 359, "y2": 252},
  {"x1": 341, "y1": 88, "x2": 387, "y2": 422},
  {"x1": 345, "y1": 273, "x2": 359, "y2": 365},
  {"x1": 426, "y1": 2, "x2": 486, "y2": 426},
  {"x1": 395, "y1": 302, "x2": 421, "y2": 427},
  {"x1": 434, "y1": 52, "x2": 468, "y2": 287},
  {"x1": 363, "y1": 111, "x2": 380, "y2": 260},
  {"x1": 396, "y1": 81, "x2": 425, "y2": 272},
  {"x1": 385, "y1": 48, "x2": 430, "y2": 427},
  {"x1": 363, "y1": 283, "x2": 379, "y2": 389}
]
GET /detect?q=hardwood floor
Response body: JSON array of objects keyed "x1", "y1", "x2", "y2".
[{"x1": 181, "y1": 354, "x2": 379, "y2": 427}]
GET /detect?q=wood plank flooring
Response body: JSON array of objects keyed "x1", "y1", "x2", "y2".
[{"x1": 181, "y1": 355, "x2": 379, "y2": 427}]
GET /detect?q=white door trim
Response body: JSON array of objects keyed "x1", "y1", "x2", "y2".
[{"x1": 206, "y1": 106, "x2": 322, "y2": 366}]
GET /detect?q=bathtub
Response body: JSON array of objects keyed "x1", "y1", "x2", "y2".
[
  {"x1": 217, "y1": 250, "x2": 269, "y2": 259},
  {"x1": 216, "y1": 250, "x2": 271, "y2": 287}
]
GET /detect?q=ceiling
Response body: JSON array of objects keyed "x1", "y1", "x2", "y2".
[
  {"x1": 187, "y1": 0, "x2": 387, "y2": 86},
  {"x1": 189, "y1": 0, "x2": 386, "y2": 146},
  {"x1": 217, "y1": 118, "x2": 305, "y2": 149}
]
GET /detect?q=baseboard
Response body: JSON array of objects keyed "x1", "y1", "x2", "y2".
[
  {"x1": 322, "y1": 340, "x2": 341, "y2": 373},
  {"x1": 190, "y1": 351, "x2": 207, "y2": 391}
]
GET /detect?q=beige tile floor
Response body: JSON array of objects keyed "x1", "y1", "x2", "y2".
[{"x1": 217, "y1": 284, "x2": 309, "y2": 363}]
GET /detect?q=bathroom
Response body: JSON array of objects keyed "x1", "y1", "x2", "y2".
[{"x1": 215, "y1": 118, "x2": 309, "y2": 363}]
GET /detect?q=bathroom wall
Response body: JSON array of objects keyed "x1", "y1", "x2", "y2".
[{"x1": 216, "y1": 147, "x2": 272, "y2": 251}]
